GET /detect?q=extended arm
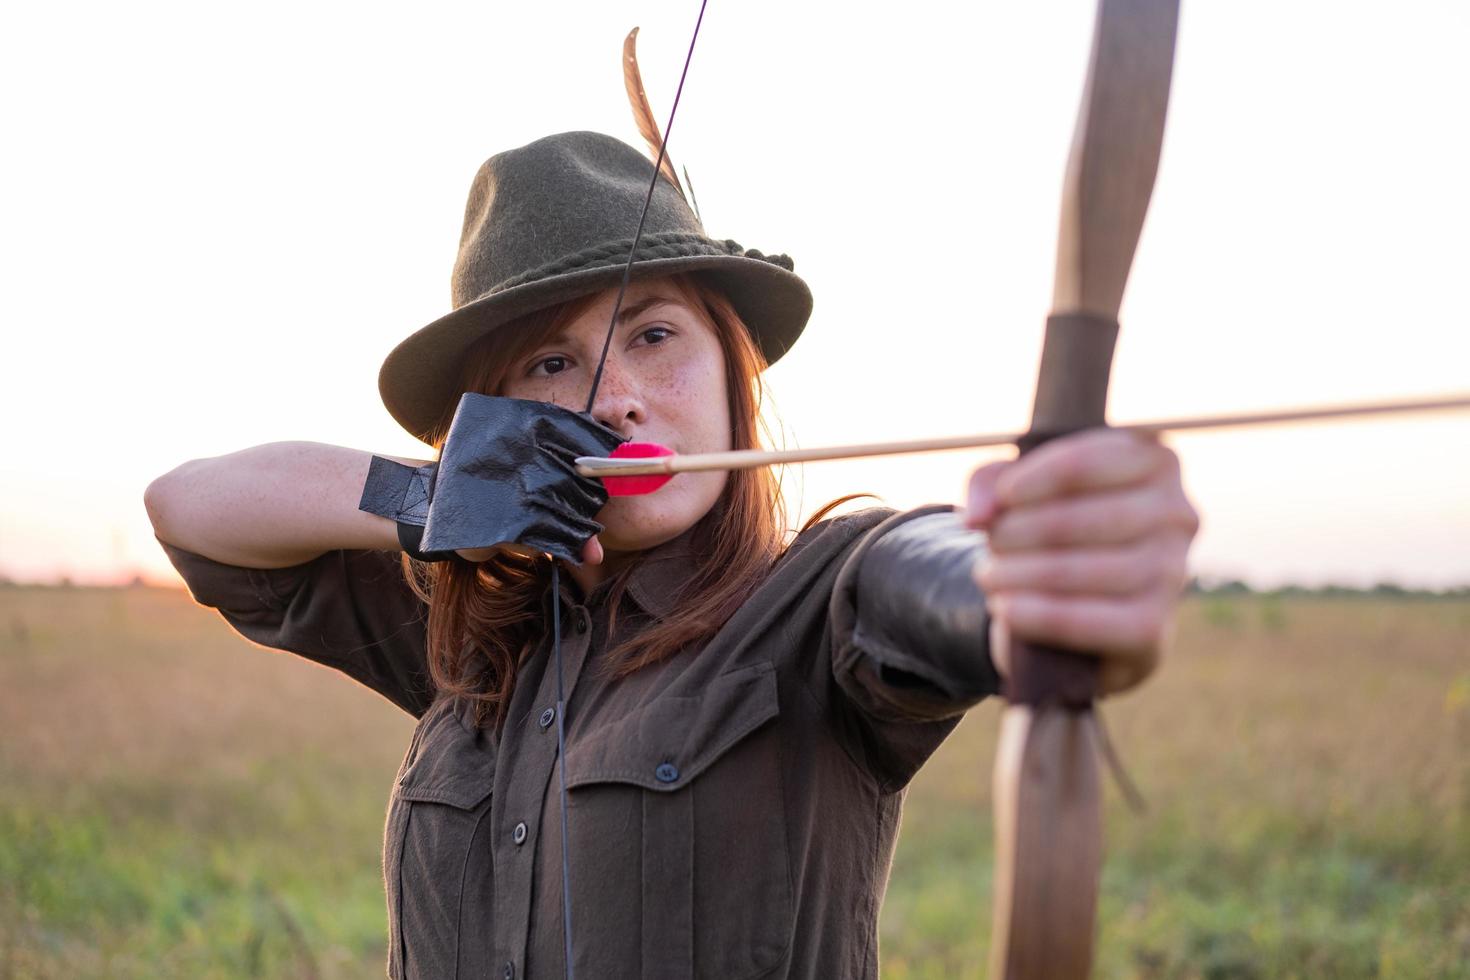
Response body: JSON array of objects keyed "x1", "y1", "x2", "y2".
[
  {"x1": 831, "y1": 507, "x2": 1000, "y2": 720},
  {"x1": 818, "y1": 506, "x2": 1000, "y2": 793}
]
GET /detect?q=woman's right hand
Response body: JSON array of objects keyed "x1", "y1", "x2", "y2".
[{"x1": 424, "y1": 392, "x2": 624, "y2": 565}]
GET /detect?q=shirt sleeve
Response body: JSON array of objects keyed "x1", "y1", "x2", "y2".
[
  {"x1": 824, "y1": 505, "x2": 1002, "y2": 791},
  {"x1": 157, "y1": 538, "x2": 434, "y2": 718}
]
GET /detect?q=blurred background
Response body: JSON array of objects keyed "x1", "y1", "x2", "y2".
[{"x1": 2, "y1": 0, "x2": 1466, "y2": 976}]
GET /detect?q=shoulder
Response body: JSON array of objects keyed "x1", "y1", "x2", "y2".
[
  {"x1": 731, "y1": 505, "x2": 908, "y2": 624},
  {"x1": 778, "y1": 506, "x2": 899, "y2": 569},
  {"x1": 777, "y1": 503, "x2": 964, "y2": 576},
  {"x1": 744, "y1": 503, "x2": 967, "y2": 630}
]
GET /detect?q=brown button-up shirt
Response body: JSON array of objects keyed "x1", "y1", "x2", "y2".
[{"x1": 161, "y1": 505, "x2": 999, "y2": 979}]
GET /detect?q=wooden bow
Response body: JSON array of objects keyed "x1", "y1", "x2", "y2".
[
  {"x1": 611, "y1": 3, "x2": 1182, "y2": 974},
  {"x1": 988, "y1": 1, "x2": 1180, "y2": 977}
]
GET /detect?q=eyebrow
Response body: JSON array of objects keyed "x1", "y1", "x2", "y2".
[
  {"x1": 615, "y1": 295, "x2": 677, "y2": 325},
  {"x1": 536, "y1": 295, "x2": 682, "y2": 351}
]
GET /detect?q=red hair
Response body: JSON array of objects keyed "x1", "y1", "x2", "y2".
[{"x1": 400, "y1": 274, "x2": 794, "y2": 730}]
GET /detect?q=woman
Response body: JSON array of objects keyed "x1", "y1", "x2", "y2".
[{"x1": 145, "y1": 131, "x2": 1198, "y2": 979}]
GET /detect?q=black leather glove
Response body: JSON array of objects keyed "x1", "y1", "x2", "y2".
[{"x1": 359, "y1": 394, "x2": 624, "y2": 564}]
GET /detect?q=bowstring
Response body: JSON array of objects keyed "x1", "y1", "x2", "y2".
[
  {"x1": 551, "y1": 562, "x2": 575, "y2": 978},
  {"x1": 557, "y1": 8, "x2": 710, "y2": 976},
  {"x1": 582, "y1": 0, "x2": 711, "y2": 416}
]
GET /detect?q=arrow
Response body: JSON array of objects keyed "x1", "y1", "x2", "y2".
[{"x1": 577, "y1": 392, "x2": 1470, "y2": 494}]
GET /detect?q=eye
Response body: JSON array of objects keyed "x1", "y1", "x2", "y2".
[
  {"x1": 635, "y1": 324, "x2": 674, "y2": 346},
  {"x1": 531, "y1": 355, "x2": 570, "y2": 377}
]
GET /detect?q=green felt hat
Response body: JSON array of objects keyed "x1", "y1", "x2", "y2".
[{"x1": 379, "y1": 131, "x2": 812, "y2": 443}]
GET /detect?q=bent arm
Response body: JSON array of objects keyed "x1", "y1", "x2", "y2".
[{"x1": 145, "y1": 441, "x2": 428, "y2": 567}]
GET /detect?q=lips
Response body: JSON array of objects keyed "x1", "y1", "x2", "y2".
[{"x1": 603, "y1": 442, "x2": 675, "y2": 496}]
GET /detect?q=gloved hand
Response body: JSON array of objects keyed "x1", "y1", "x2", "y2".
[{"x1": 358, "y1": 394, "x2": 624, "y2": 564}]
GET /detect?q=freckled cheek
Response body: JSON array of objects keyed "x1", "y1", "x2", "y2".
[
  {"x1": 647, "y1": 352, "x2": 730, "y2": 452},
  {"x1": 501, "y1": 378, "x2": 570, "y2": 408}
]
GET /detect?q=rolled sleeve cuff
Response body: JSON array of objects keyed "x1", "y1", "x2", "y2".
[
  {"x1": 830, "y1": 505, "x2": 1001, "y2": 722},
  {"x1": 158, "y1": 537, "x2": 315, "y2": 615}
]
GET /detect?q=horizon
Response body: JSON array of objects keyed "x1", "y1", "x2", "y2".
[{"x1": 8, "y1": 570, "x2": 1470, "y2": 594}]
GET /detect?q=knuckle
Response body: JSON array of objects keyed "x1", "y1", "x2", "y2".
[
  {"x1": 972, "y1": 555, "x2": 995, "y2": 590},
  {"x1": 1045, "y1": 599, "x2": 1084, "y2": 639},
  {"x1": 969, "y1": 460, "x2": 1004, "y2": 492},
  {"x1": 1118, "y1": 545, "x2": 1161, "y2": 593},
  {"x1": 985, "y1": 513, "x2": 1017, "y2": 549},
  {"x1": 1163, "y1": 547, "x2": 1192, "y2": 591},
  {"x1": 1055, "y1": 552, "x2": 1089, "y2": 591},
  {"x1": 1120, "y1": 493, "x2": 1156, "y2": 536},
  {"x1": 1122, "y1": 612, "x2": 1163, "y2": 651},
  {"x1": 1039, "y1": 505, "x2": 1079, "y2": 543},
  {"x1": 1180, "y1": 498, "x2": 1202, "y2": 535},
  {"x1": 1050, "y1": 442, "x2": 1091, "y2": 490},
  {"x1": 1143, "y1": 594, "x2": 1175, "y2": 639}
]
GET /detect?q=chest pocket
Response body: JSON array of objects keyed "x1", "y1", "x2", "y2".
[
  {"x1": 566, "y1": 660, "x2": 791, "y2": 980},
  {"x1": 384, "y1": 698, "x2": 497, "y2": 980}
]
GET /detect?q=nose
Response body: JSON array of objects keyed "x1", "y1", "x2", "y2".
[{"x1": 587, "y1": 356, "x2": 646, "y2": 436}]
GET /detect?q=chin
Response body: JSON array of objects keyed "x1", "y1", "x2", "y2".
[{"x1": 596, "y1": 473, "x2": 725, "y2": 554}]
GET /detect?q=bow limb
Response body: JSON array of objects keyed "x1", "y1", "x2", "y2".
[{"x1": 988, "y1": 1, "x2": 1180, "y2": 977}]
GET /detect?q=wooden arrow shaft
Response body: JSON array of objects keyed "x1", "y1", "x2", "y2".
[{"x1": 573, "y1": 393, "x2": 1470, "y2": 478}]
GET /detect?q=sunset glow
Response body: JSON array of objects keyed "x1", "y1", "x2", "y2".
[{"x1": 1, "y1": 0, "x2": 1466, "y2": 587}]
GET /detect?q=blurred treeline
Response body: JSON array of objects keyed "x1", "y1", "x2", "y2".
[{"x1": 1187, "y1": 577, "x2": 1470, "y2": 599}]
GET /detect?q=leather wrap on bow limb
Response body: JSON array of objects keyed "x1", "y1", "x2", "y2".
[
  {"x1": 988, "y1": 1, "x2": 1180, "y2": 978},
  {"x1": 418, "y1": 394, "x2": 624, "y2": 563}
]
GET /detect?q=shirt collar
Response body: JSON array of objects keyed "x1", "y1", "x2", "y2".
[{"x1": 617, "y1": 523, "x2": 703, "y2": 619}]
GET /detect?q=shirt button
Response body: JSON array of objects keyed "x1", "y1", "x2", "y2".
[
  {"x1": 502, "y1": 962, "x2": 515, "y2": 980},
  {"x1": 576, "y1": 612, "x2": 589, "y2": 634},
  {"x1": 539, "y1": 707, "x2": 556, "y2": 729},
  {"x1": 655, "y1": 762, "x2": 680, "y2": 784},
  {"x1": 513, "y1": 821, "x2": 528, "y2": 845}
]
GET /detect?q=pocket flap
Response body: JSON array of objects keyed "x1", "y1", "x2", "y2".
[
  {"x1": 566, "y1": 661, "x2": 779, "y2": 793},
  {"x1": 396, "y1": 697, "x2": 497, "y2": 809}
]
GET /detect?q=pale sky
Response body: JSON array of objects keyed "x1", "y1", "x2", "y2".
[{"x1": 1, "y1": 0, "x2": 1466, "y2": 587}]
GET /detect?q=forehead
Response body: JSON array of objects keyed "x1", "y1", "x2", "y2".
[{"x1": 557, "y1": 278, "x2": 702, "y2": 337}]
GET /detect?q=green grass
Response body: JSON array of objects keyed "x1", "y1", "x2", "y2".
[
  {"x1": 0, "y1": 586, "x2": 412, "y2": 978},
  {"x1": 879, "y1": 596, "x2": 1470, "y2": 979},
  {"x1": 2, "y1": 588, "x2": 1467, "y2": 977}
]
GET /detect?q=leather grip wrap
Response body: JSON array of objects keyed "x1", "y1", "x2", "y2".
[
  {"x1": 1004, "y1": 644, "x2": 1102, "y2": 708},
  {"x1": 1008, "y1": 311, "x2": 1120, "y2": 706},
  {"x1": 1019, "y1": 312, "x2": 1120, "y2": 453}
]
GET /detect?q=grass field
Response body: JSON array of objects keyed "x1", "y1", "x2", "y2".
[{"x1": 2, "y1": 586, "x2": 1467, "y2": 978}]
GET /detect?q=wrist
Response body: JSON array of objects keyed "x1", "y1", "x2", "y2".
[
  {"x1": 358, "y1": 456, "x2": 464, "y2": 563},
  {"x1": 396, "y1": 519, "x2": 463, "y2": 563}
]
